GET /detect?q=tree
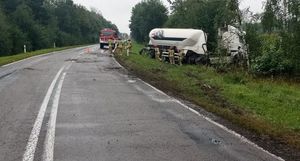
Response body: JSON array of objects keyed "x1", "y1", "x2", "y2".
[
  {"x1": 0, "y1": 8, "x2": 12, "y2": 55},
  {"x1": 0, "y1": 0, "x2": 118, "y2": 55},
  {"x1": 130, "y1": 0, "x2": 168, "y2": 43},
  {"x1": 261, "y1": 0, "x2": 278, "y2": 32},
  {"x1": 165, "y1": 0, "x2": 241, "y2": 51}
]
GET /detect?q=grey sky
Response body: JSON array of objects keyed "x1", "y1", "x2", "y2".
[{"x1": 73, "y1": 0, "x2": 264, "y2": 34}]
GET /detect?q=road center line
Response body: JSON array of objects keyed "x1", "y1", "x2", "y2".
[
  {"x1": 42, "y1": 72, "x2": 66, "y2": 161},
  {"x1": 22, "y1": 65, "x2": 66, "y2": 161}
]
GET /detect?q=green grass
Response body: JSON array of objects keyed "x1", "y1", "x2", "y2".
[
  {"x1": 0, "y1": 45, "x2": 85, "y2": 66},
  {"x1": 116, "y1": 42, "x2": 300, "y2": 149}
]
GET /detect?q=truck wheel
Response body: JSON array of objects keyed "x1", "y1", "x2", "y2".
[
  {"x1": 149, "y1": 50, "x2": 155, "y2": 59},
  {"x1": 186, "y1": 51, "x2": 196, "y2": 64},
  {"x1": 195, "y1": 55, "x2": 209, "y2": 65},
  {"x1": 187, "y1": 56, "x2": 192, "y2": 64}
]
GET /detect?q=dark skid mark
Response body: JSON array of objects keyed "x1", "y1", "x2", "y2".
[
  {"x1": 75, "y1": 59, "x2": 102, "y2": 63},
  {"x1": 184, "y1": 130, "x2": 203, "y2": 144},
  {"x1": 0, "y1": 71, "x2": 14, "y2": 80},
  {"x1": 23, "y1": 67, "x2": 35, "y2": 71},
  {"x1": 128, "y1": 74, "x2": 137, "y2": 79},
  {"x1": 183, "y1": 128, "x2": 222, "y2": 146},
  {"x1": 97, "y1": 54, "x2": 111, "y2": 58},
  {"x1": 104, "y1": 67, "x2": 122, "y2": 71},
  {"x1": 23, "y1": 67, "x2": 44, "y2": 72},
  {"x1": 65, "y1": 58, "x2": 78, "y2": 62}
]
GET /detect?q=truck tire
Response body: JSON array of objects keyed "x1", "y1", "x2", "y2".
[
  {"x1": 195, "y1": 55, "x2": 209, "y2": 65},
  {"x1": 186, "y1": 51, "x2": 209, "y2": 65},
  {"x1": 148, "y1": 49, "x2": 155, "y2": 59},
  {"x1": 186, "y1": 51, "x2": 197, "y2": 64},
  {"x1": 187, "y1": 56, "x2": 193, "y2": 64}
]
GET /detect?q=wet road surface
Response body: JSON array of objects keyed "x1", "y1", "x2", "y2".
[{"x1": 0, "y1": 46, "x2": 284, "y2": 161}]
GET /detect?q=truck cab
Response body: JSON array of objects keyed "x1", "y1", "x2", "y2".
[{"x1": 99, "y1": 28, "x2": 118, "y2": 49}]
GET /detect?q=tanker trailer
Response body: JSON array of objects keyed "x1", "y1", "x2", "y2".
[{"x1": 148, "y1": 28, "x2": 209, "y2": 64}]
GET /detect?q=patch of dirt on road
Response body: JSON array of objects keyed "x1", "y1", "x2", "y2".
[
  {"x1": 76, "y1": 58, "x2": 102, "y2": 63},
  {"x1": 104, "y1": 67, "x2": 122, "y2": 71},
  {"x1": 23, "y1": 67, "x2": 35, "y2": 71},
  {"x1": 65, "y1": 58, "x2": 77, "y2": 62}
]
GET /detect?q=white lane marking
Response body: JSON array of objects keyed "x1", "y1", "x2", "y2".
[
  {"x1": 112, "y1": 58, "x2": 285, "y2": 161},
  {"x1": 136, "y1": 78, "x2": 168, "y2": 96},
  {"x1": 134, "y1": 85, "x2": 175, "y2": 103},
  {"x1": 141, "y1": 79, "x2": 285, "y2": 161},
  {"x1": 65, "y1": 63, "x2": 72, "y2": 71},
  {"x1": 22, "y1": 65, "x2": 66, "y2": 161},
  {"x1": 127, "y1": 80, "x2": 136, "y2": 83},
  {"x1": 42, "y1": 72, "x2": 66, "y2": 161},
  {"x1": 174, "y1": 100, "x2": 285, "y2": 161},
  {"x1": 112, "y1": 57, "x2": 123, "y2": 68}
]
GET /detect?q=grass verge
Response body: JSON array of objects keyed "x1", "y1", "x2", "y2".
[
  {"x1": 116, "y1": 43, "x2": 300, "y2": 151},
  {"x1": 0, "y1": 45, "x2": 86, "y2": 66}
]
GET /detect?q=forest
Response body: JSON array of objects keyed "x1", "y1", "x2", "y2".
[
  {"x1": 129, "y1": 0, "x2": 300, "y2": 76},
  {"x1": 0, "y1": 0, "x2": 118, "y2": 56}
]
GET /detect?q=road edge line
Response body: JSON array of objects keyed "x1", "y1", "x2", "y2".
[
  {"x1": 112, "y1": 57, "x2": 285, "y2": 161},
  {"x1": 22, "y1": 65, "x2": 65, "y2": 161}
]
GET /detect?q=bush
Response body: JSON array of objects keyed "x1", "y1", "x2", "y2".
[{"x1": 252, "y1": 34, "x2": 293, "y2": 75}]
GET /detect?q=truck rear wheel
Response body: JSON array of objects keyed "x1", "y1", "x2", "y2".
[
  {"x1": 195, "y1": 55, "x2": 210, "y2": 65},
  {"x1": 186, "y1": 51, "x2": 197, "y2": 64},
  {"x1": 148, "y1": 49, "x2": 155, "y2": 59},
  {"x1": 186, "y1": 51, "x2": 209, "y2": 65}
]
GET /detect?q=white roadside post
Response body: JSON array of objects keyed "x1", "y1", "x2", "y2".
[
  {"x1": 24, "y1": 45, "x2": 27, "y2": 53},
  {"x1": 53, "y1": 42, "x2": 56, "y2": 48}
]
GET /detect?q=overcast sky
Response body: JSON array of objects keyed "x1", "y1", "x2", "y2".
[{"x1": 73, "y1": 0, "x2": 265, "y2": 34}]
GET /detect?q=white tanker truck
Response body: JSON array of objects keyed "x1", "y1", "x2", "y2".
[{"x1": 144, "y1": 26, "x2": 248, "y2": 65}]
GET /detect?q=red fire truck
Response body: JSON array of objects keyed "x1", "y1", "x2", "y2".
[{"x1": 99, "y1": 28, "x2": 118, "y2": 49}]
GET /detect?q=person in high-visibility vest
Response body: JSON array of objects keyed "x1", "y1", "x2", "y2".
[
  {"x1": 108, "y1": 39, "x2": 113, "y2": 54},
  {"x1": 169, "y1": 46, "x2": 175, "y2": 65},
  {"x1": 118, "y1": 40, "x2": 123, "y2": 55},
  {"x1": 126, "y1": 39, "x2": 132, "y2": 56},
  {"x1": 154, "y1": 46, "x2": 161, "y2": 61},
  {"x1": 178, "y1": 49, "x2": 184, "y2": 66}
]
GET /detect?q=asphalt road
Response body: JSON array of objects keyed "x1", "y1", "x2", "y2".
[{"x1": 0, "y1": 46, "x2": 284, "y2": 161}]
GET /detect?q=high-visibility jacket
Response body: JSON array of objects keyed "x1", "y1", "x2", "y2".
[
  {"x1": 127, "y1": 41, "x2": 132, "y2": 49},
  {"x1": 118, "y1": 41, "x2": 123, "y2": 48},
  {"x1": 108, "y1": 40, "x2": 112, "y2": 47},
  {"x1": 169, "y1": 49, "x2": 175, "y2": 57}
]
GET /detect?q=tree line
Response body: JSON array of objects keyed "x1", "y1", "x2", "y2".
[
  {"x1": 0, "y1": 0, "x2": 118, "y2": 56},
  {"x1": 129, "y1": 0, "x2": 299, "y2": 76}
]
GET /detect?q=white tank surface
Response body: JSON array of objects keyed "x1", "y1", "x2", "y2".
[{"x1": 149, "y1": 28, "x2": 207, "y2": 55}]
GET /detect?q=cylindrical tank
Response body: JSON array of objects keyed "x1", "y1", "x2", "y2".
[{"x1": 149, "y1": 28, "x2": 207, "y2": 55}]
